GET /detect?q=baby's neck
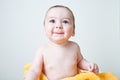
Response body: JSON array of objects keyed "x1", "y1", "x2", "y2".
[{"x1": 49, "y1": 41, "x2": 69, "y2": 47}]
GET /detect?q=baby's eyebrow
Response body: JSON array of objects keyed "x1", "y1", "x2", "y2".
[
  {"x1": 62, "y1": 18, "x2": 72, "y2": 22},
  {"x1": 47, "y1": 17, "x2": 72, "y2": 21},
  {"x1": 48, "y1": 17, "x2": 55, "y2": 19},
  {"x1": 63, "y1": 18, "x2": 71, "y2": 20}
]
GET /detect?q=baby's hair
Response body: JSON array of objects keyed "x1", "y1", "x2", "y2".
[{"x1": 44, "y1": 5, "x2": 75, "y2": 36}]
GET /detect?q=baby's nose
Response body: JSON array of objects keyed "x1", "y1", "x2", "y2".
[
  {"x1": 55, "y1": 26, "x2": 63, "y2": 29},
  {"x1": 55, "y1": 23, "x2": 63, "y2": 29}
]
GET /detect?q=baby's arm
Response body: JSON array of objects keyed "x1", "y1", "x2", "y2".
[
  {"x1": 25, "y1": 48, "x2": 43, "y2": 80},
  {"x1": 77, "y1": 46, "x2": 99, "y2": 73},
  {"x1": 78, "y1": 58, "x2": 99, "y2": 73}
]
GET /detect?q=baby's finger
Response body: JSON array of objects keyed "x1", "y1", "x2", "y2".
[
  {"x1": 88, "y1": 63, "x2": 94, "y2": 72},
  {"x1": 94, "y1": 64, "x2": 99, "y2": 74}
]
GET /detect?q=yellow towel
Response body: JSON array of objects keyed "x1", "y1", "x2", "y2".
[{"x1": 24, "y1": 63, "x2": 119, "y2": 80}]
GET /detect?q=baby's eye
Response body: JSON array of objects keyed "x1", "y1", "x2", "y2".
[
  {"x1": 49, "y1": 19, "x2": 55, "y2": 23},
  {"x1": 63, "y1": 20, "x2": 69, "y2": 24}
]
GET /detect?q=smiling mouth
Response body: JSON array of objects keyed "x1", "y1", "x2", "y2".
[{"x1": 53, "y1": 32, "x2": 64, "y2": 34}]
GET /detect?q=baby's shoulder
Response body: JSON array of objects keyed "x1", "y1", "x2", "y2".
[
  {"x1": 69, "y1": 41, "x2": 80, "y2": 47},
  {"x1": 36, "y1": 44, "x2": 49, "y2": 54}
]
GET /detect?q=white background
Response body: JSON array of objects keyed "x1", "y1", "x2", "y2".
[{"x1": 0, "y1": 0, "x2": 119, "y2": 80}]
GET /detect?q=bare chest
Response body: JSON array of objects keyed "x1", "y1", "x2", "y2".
[
  {"x1": 43, "y1": 47, "x2": 78, "y2": 73},
  {"x1": 44, "y1": 47, "x2": 77, "y2": 65},
  {"x1": 41, "y1": 43, "x2": 79, "y2": 79}
]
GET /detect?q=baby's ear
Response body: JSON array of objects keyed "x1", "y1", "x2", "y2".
[
  {"x1": 72, "y1": 24, "x2": 75, "y2": 36},
  {"x1": 72, "y1": 30, "x2": 75, "y2": 36},
  {"x1": 44, "y1": 27, "x2": 47, "y2": 35}
]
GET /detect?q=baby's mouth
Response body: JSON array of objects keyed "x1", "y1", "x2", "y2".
[{"x1": 53, "y1": 32, "x2": 64, "y2": 34}]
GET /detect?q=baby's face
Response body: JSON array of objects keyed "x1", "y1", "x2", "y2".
[{"x1": 44, "y1": 7, "x2": 74, "y2": 44}]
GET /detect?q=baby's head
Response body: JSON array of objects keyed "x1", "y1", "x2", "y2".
[
  {"x1": 44, "y1": 5, "x2": 75, "y2": 44},
  {"x1": 44, "y1": 5, "x2": 75, "y2": 35}
]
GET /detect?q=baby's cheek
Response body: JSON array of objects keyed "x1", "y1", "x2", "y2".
[{"x1": 65, "y1": 30, "x2": 73, "y2": 37}]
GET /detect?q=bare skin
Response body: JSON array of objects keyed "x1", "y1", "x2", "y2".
[
  {"x1": 25, "y1": 41, "x2": 98, "y2": 80},
  {"x1": 43, "y1": 41, "x2": 82, "y2": 80},
  {"x1": 24, "y1": 5, "x2": 99, "y2": 80}
]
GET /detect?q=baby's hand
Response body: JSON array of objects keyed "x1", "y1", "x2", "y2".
[{"x1": 87, "y1": 63, "x2": 99, "y2": 74}]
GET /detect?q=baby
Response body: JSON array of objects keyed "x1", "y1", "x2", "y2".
[{"x1": 25, "y1": 5, "x2": 99, "y2": 80}]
